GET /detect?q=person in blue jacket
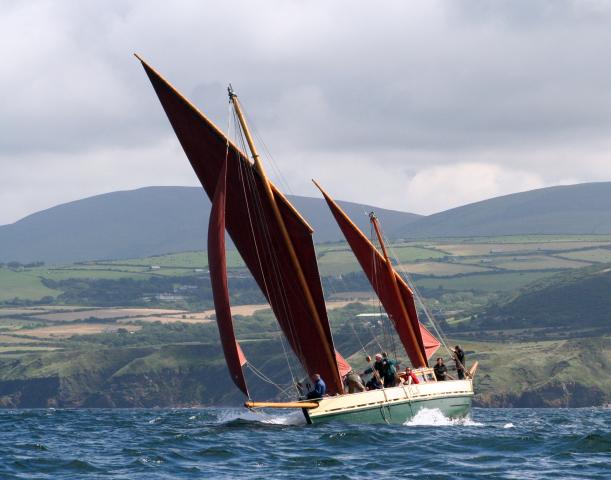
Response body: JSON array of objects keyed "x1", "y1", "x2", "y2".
[{"x1": 307, "y1": 373, "x2": 326, "y2": 399}]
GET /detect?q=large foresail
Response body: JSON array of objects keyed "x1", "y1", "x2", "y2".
[
  {"x1": 136, "y1": 56, "x2": 343, "y2": 394},
  {"x1": 208, "y1": 158, "x2": 249, "y2": 396},
  {"x1": 314, "y1": 182, "x2": 439, "y2": 367}
]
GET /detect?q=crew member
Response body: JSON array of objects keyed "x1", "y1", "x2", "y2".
[
  {"x1": 345, "y1": 370, "x2": 366, "y2": 393},
  {"x1": 381, "y1": 353, "x2": 401, "y2": 387},
  {"x1": 363, "y1": 353, "x2": 400, "y2": 388},
  {"x1": 434, "y1": 357, "x2": 448, "y2": 381},
  {"x1": 306, "y1": 373, "x2": 326, "y2": 399},
  {"x1": 404, "y1": 367, "x2": 420, "y2": 385},
  {"x1": 453, "y1": 345, "x2": 466, "y2": 380},
  {"x1": 365, "y1": 371, "x2": 383, "y2": 390},
  {"x1": 363, "y1": 353, "x2": 385, "y2": 380}
]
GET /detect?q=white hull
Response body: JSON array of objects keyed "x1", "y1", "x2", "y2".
[{"x1": 304, "y1": 379, "x2": 474, "y2": 424}]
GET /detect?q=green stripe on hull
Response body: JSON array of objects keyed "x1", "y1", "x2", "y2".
[{"x1": 306, "y1": 395, "x2": 472, "y2": 425}]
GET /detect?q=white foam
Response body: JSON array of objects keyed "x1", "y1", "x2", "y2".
[
  {"x1": 215, "y1": 408, "x2": 306, "y2": 426},
  {"x1": 503, "y1": 422, "x2": 514, "y2": 429},
  {"x1": 404, "y1": 408, "x2": 483, "y2": 427}
]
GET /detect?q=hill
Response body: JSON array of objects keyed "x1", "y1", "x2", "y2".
[
  {"x1": 477, "y1": 263, "x2": 611, "y2": 331},
  {"x1": 0, "y1": 304, "x2": 608, "y2": 408},
  {"x1": 396, "y1": 182, "x2": 611, "y2": 238},
  {"x1": 0, "y1": 187, "x2": 420, "y2": 264},
  {"x1": 4, "y1": 181, "x2": 611, "y2": 264}
]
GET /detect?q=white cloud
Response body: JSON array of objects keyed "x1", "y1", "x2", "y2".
[{"x1": 403, "y1": 163, "x2": 546, "y2": 214}]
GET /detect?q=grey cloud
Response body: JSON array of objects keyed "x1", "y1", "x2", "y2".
[{"x1": 1, "y1": 0, "x2": 611, "y2": 223}]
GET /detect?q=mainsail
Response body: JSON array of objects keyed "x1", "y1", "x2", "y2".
[
  {"x1": 314, "y1": 182, "x2": 440, "y2": 368},
  {"x1": 137, "y1": 56, "x2": 343, "y2": 394}
]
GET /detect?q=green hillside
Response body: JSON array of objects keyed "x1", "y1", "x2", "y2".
[
  {"x1": 478, "y1": 263, "x2": 611, "y2": 330},
  {"x1": 396, "y1": 182, "x2": 611, "y2": 238},
  {"x1": 4, "y1": 182, "x2": 611, "y2": 264},
  {"x1": 0, "y1": 303, "x2": 608, "y2": 408}
]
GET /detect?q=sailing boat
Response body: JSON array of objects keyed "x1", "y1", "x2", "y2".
[{"x1": 136, "y1": 55, "x2": 477, "y2": 424}]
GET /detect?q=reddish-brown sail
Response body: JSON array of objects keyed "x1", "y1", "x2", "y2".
[
  {"x1": 314, "y1": 182, "x2": 439, "y2": 367},
  {"x1": 208, "y1": 158, "x2": 249, "y2": 396},
  {"x1": 420, "y1": 324, "x2": 441, "y2": 360},
  {"x1": 136, "y1": 56, "x2": 343, "y2": 394},
  {"x1": 335, "y1": 351, "x2": 352, "y2": 378}
]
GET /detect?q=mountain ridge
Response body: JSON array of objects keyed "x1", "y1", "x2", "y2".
[
  {"x1": 3, "y1": 181, "x2": 611, "y2": 264},
  {"x1": 0, "y1": 186, "x2": 420, "y2": 264},
  {"x1": 396, "y1": 182, "x2": 611, "y2": 238}
]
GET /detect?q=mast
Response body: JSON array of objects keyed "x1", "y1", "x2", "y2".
[
  {"x1": 369, "y1": 213, "x2": 427, "y2": 367},
  {"x1": 136, "y1": 55, "x2": 344, "y2": 394},
  {"x1": 228, "y1": 87, "x2": 342, "y2": 393},
  {"x1": 313, "y1": 180, "x2": 437, "y2": 367}
]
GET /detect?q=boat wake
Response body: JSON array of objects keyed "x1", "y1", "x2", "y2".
[
  {"x1": 215, "y1": 409, "x2": 306, "y2": 426},
  {"x1": 404, "y1": 408, "x2": 483, "y2": 427}
]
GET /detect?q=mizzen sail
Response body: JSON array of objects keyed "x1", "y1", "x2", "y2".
[
  {"x1": 136, "y1": 56, "x2": 343, "y2": 394},
  {"x1": 314, "y1": 181, "x2": 440, "y2": 367}
]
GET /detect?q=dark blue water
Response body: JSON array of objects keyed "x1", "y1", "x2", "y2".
[{"x1": 0, "y1": 407, "x2": 608, "y2": 479}]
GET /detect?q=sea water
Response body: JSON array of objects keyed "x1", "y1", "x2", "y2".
[{"x1": 0, "y1": 407, "x2": 608, "y2": 479}]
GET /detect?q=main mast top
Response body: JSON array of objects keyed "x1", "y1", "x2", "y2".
[{"x1": 227, "y1": 84, "x2": 262, "y2": 171}]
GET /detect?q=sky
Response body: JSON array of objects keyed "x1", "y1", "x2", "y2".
[{"x1": 1, "y1": 0, "x2": 611, "y2": 225}]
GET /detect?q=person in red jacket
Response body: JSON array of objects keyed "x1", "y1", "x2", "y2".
[{"x1": 404, "y1": 367, "x2": 420, "y2": 384}]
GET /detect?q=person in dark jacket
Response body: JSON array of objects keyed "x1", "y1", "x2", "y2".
[
  {"x1": 453, "y1": 345, "x2": 466, "y2": 379},
  {"x1": 363, "y1": 353, "x2": 384, "y2": 376},
  {"x1": 363, "y1": 354, "x2": 385, "y2": 389},
  {"x1": 307, "y1": 374, "x2": 326, "y2": 399},
  {"x1": 382, "y1": 357, "x2": 400, "y2": 387},
  {"x1": 363, "y1": 353, "x2": 401, "y2": 388},
  {"x1": 434, "y1": 357, "x2": 448, "y2": 381},
  {"x1": 365, "y1": 371, "x2": 383, "y2": 390}
]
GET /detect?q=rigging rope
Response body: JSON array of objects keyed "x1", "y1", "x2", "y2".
[
  {"x1": 384, "y1": 238, "x2": 455, "y2": 358},
  {"x1": 246, "y1": 363, "x2": 293, "y2": 397},
  {"x1": 239, "y1": 103, "x2": 294, "y2": 197},
  {"x1": 348, "y1": 319, "x2": 369, "y2": 357},
  {"x1": 229, "y1": 101, "x2": 303, "y2": 395},
  {"x1": 370, "y1": 219, "x2": 399, "y2": 362}
]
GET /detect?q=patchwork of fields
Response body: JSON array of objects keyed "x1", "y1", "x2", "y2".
[
  {"x1": 2, "y1": 234, "x2": 611, "y2": 303},
  {"x1": 0, "y1": 300, "x2": 355, "y2": 355}
]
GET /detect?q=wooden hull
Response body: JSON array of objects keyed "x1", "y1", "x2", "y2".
[{"x1": 303, "y1": 379, "x2": 473, "y2": 425}]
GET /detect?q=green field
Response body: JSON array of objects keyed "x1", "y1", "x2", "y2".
[
  {"x1": 556, "y1": 248, "x2": 611, "y2": 263},
  {"x1": 102, "y1": 250, "x2": 244, "y2": 269},
  {"x1": 385, "y1": 245, "x2": 447, "y2": 262},
  {"x1": 400, "y1": 261, "x2": 492, "y2": 276},
  {"x1": 3, "y1": 235, "x2": 611, "y2": 310},
  {"x1": 469, "y1": 255, "x2": 591, "y2": 271},
  {"x1": 32, "y1": 268, "x2": 154, "y2": 282},
  {"x1": 0, "y1": 269, "x2": 60, "y2": 301},
  {"x1": 317, "y1": 250, "x2": 362, "y2": 276},
  {"x1": 414, "y1": 271, "x2": 557, "y2": 292}
]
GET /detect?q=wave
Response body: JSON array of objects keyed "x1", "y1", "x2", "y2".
[
  {"x1": 214, "y1": 408, "x2": 306, "y2": 426},
  {"x1": 404, "y1": 408, "x2": 484, "y2": 427}
]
